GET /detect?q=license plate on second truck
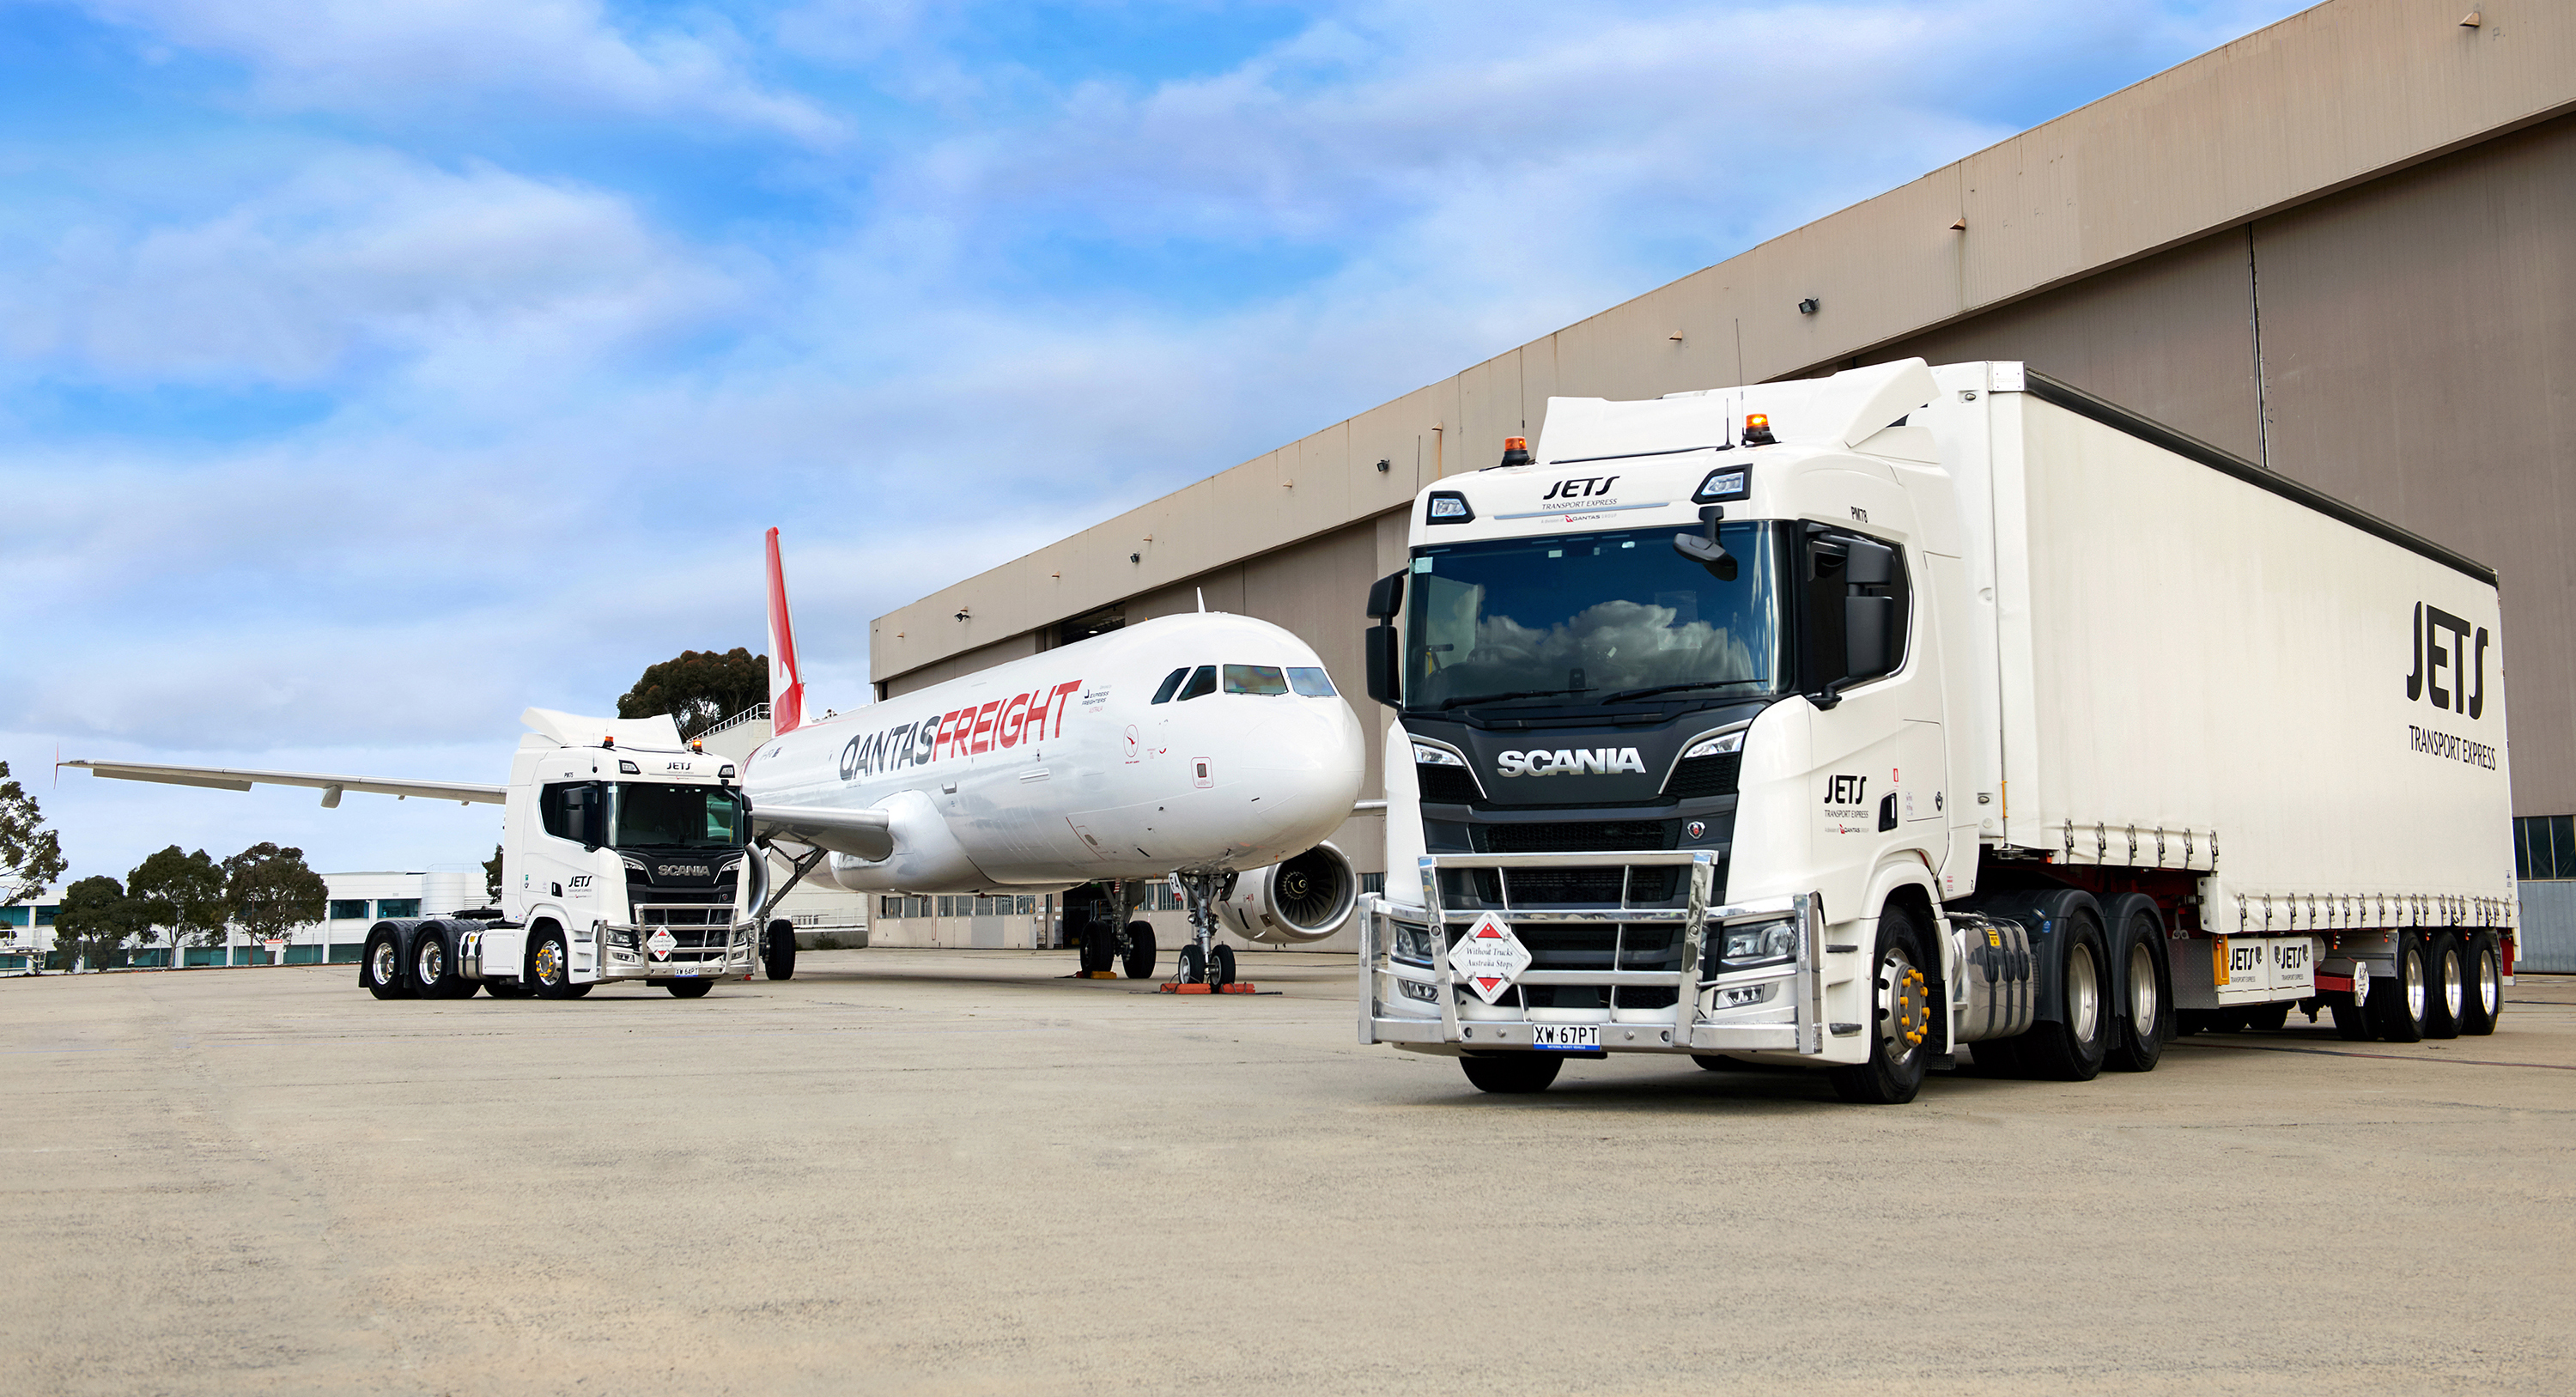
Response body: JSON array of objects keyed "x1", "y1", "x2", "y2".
[{"x1": 1530, "y1": 1024, "x2": 1600, "y2": 1050}]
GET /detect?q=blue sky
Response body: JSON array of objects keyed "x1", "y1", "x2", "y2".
[{"x1": 2, "y1": 0, "x2": 2311, "y2": 887}]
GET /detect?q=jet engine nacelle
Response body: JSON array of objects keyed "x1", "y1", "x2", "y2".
[{"x1": 1215, "y1": 841, "x2": 1357, "y2": 944}]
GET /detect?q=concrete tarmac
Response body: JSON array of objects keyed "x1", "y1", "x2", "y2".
[{"x1": 3, "y1": 951, "x2": 2570, "y2": 1395}]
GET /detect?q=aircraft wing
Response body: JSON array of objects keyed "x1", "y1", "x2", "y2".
[
  {"x1": 64, "y1": 759, "x2": 505, "y2": 807},
  {"x1": 750, "y1": 803, "x2": 895, "y2": 860}
]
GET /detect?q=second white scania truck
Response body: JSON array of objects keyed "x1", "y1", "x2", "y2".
[{"x1": 1356, "y1": 359, "x2": 2517, "y2": 1102}]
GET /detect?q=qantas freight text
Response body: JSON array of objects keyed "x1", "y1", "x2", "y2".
[{"x1": 836, "y1": 680, "x2": 1084, "y2": 781}]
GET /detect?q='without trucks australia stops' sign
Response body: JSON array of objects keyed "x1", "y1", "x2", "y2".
[
  {"x1": 1452, "y1": 912, "x2": 1531, "y2": 1005},
  {"x1": 647, "y1": 928, "x2": 677, "y2": 960}
]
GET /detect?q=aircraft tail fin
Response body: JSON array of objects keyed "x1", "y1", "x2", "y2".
[{"x1": 765, "y1": 527, "x2": 806, "y2": 737}]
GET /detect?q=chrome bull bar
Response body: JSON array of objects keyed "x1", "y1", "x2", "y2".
[{"x1": 1358, "y1": 852, "x2": 1822, "y2": 1056}]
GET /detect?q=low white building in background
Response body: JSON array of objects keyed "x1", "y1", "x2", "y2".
[{"x1": 2, "y1": 867, "x2": 485, "y2": 971}]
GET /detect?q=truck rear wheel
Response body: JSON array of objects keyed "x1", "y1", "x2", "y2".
[
  {"x1": 2243, "y1": 1001, "x2": 2288, "y2": 1032},
  {"x1": 2421, "y1": 932, "x2": 2464, "y2": 1039},
  {"x1": 2368, "y1": 932, "x2": 2427, "y2": 1042},
  {"x1": 530, "y1": 927, "x2": 580, "y2": 1001},
  {"x1": 362, "y1": 932, "x2": 408, "y2": 999},
  {"x1": 412, "y1": 931, "x2": 471, "y2": 999},
  {"x1": 1828, "y1": 905, "x2": 1934, "y2": 1104},
  {"x1": 2105, "y1": 910, "x2": 2167, "y2": 1072},
  {"x1": 2010, "y1": 912, "x2": 2111, "y2": 1081},
  {"x1": 2460, "y1": 934, "x2": 2503, "y2": 1036},
  {"x1": 1460, "y1": 1053, "x2": 1563, "y2": 1094},
  {"x1": 667, "y1": 978, "x2": 713, "y2": 999},
  {"x1": 1122, "y1": 922, "x2": 1157, "y2": 979},
  {"x1": 484, "y1": 978, "x2": 532, "y2": 999},
  {"x1": 763, "y1": 920, "x2": 797, "y2": 981}
]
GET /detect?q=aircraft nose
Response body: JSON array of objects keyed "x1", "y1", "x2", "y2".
[{"x1": 1240, "y1": 701, "x2": 1367, "y2": 840}]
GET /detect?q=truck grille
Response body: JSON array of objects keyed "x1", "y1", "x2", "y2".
[
  {"x1": 1452, "y1": 822, "x2": 1681, "y2": 904},
  {"x1": 1663, "y1": 752, "x2": 1741, "y2": 799},
  {"x1": 1461, "y1": 924, "x2": 1686, "y2": 1011},
  {"x1": 1473, "y1": 820, "x2": 1674, "y2": 853}
]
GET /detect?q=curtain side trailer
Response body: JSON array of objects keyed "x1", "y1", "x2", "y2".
[{"x1": 1357, "y1": 359, "x2": 2515, "y2": 1102}]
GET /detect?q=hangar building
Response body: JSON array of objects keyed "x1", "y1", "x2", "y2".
[{"x1": 867, "y1": 0, "x2": 2576, "y2": 963}]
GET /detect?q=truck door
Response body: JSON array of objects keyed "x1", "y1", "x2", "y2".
[{"x1": 1801, "y1": 526, "x2": 1949, "y2": 886}]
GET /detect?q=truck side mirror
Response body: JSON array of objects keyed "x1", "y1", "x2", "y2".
[
  {"x1": 1364, "y1": 624, "x2": 1402, "y2": 707},
  {"x1": 1844, "y1": 538, "x2": 1894, "y2": 587},
  {"x1": 1365, "y1": 571, "x2": 1406, "y2": 620}
]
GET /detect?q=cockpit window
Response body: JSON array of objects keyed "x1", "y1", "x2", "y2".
[
  {"x1": 1287, "y1": 666, "x2": 1336, "y2": 697},
  {"x1": 1151, "y1": 667, "x2": 1189, "y2": 704},
  {"x1": 1223, "y1": 664, "x2": 1289, "y2": 695},
  {"x1": 1176, "y1": 665, "x2": 1217, "y2": 701}
]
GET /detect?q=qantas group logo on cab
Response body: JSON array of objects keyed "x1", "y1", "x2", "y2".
[
  {"x1": 839, "y1": 679, "x2": 1084, "y2": 781},
  {"x1": 1497, "y1": 747, "x2": 1647, "y2": 777}
]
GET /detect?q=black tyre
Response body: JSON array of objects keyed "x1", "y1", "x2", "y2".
[
  {"x1": 763, "y1": 920, "x2": 798, "y2": 981},
  {"x1": 2331, "y1": 999, "x2": 2372, "y2": 1040},
  {"x1": 1177, "y1": 943, "x2": 1206, "y2": 984},
  {"x1": 484, "y1": 978, "x2": 532, "y2": 999},
  {"x1": 2422, "y1": 932, "x2": 2464, "y2": 1039},
  {"x1": 2243, "y1": 1001, "x2": 2288, "y2": 1032},
  {"x1": 2460, "y1": 934, "x2": 2503, "y2": 1036},
  {"x1": 362, "y1": 933, "x2": 409, "y2": 999},
  {"x1": 1460, "y1": 1053, "x2": 1563, "y2": 1094},
  {"x1": 2368, "y1": 932, "x2": 2427, "y2": 1042},
  {"x1": 1691, "y1": 1054, "x2": 1735, "y2": 1072},
  {"x1": 1827, "y1": 904, "x2": 1935, "y2": 1104},
  {"x1": 529, "y1": 927, "x2": 581, "y2": 1000},
  {"x1": 2008, "y1": 909, "x2": 2111, "y2": 1081},
  {"x1": 1078, "y1": 932, "x2": 1114, "y2": 975},
  {"x1": 412, "y1": 931, "x2": 470, "y2": 999},
  {"x1": 1122, "y1": 921, "x2": 1157, "y2": 980},
  {"x1": 2105, "y1": 908, "x2": 2167, "y2": 1072},
  {"x1": 1208, "y1": 944, "x2": 1236, "y2": 988},
  {"x1": 667, "y1": 978, "x2": 713, "y2": 999}
]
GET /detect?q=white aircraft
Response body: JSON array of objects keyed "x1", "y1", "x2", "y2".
[{"x1": 68, "y1": 529, "x2": 1373, "y2": 988}]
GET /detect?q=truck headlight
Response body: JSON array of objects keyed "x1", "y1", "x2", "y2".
[
  {"x1": 1681, "y1": 730, "x2": 1745, "y2": 761},
  {"x1": 1389, "y1": 921, "x2": 1439, "y2": 967},
  {"x1": 605, "y1": 926, "x2": 638, "y2": 950},
  {"x1": 1706, "y1": 917, "x2": 1796, "y2": 975}
]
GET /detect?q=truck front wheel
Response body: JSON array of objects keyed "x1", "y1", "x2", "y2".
[
  {"x1": 667, "y1": 978, "x2": 713, "y2": 999},
  {"x1": 529, "y1": 928, "x2": 580, "y2": 1001},
  {"x1": 2011, "y1": 912, "x2": 2111, "y2": 1081},
  {"x1": 362, "y1": 933, "x2": 408, "y2": 999},
  {"x1": 1460, "y1": 1053, "x2": 1563, "y2": 1094},
  {"x1": 1828, "y1": 905, "x2": 1934, "y2": 1105}
]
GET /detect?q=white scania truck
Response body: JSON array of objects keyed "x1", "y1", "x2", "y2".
[
  {"x1": 73, "y1": 708, "x2": 778, "y2": 999},
  {"x1": 1355, "y1": 359, "x2": 2518, "y2": 1102}
]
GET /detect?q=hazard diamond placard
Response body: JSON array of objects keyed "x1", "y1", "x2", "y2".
[
  {"x1": 647, "y1": 928, "x2": 677, "y2": 961},
  {"x1": 1449, "y1": 911, "x2": 1531, "y2": 1005}
]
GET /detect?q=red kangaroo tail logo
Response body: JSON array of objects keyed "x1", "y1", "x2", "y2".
[{"x1": 766, "y1": 526, "x2": 806, "y2": 737}]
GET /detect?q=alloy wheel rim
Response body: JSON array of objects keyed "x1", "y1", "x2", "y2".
[
  {"x1": 2067, "y1": 941, "x2": 2101, "y2": 1042},
  {"x1": 2477, "y1": 951, "x2": 2501, "y2": 1014},
  {"x1": 2403, "y1": 950, "x2": 2426, "y2": 1019},
  {"x1": 535, "y1": 941, "x2": 562, "y2": 985},
  {"x1": 2127, "y1": 941, "x2": 2157, "y2": 1032},
  {"x1": 417, "y1": 942, "x2": 443, "y2": 985},
  {"x1": 370, "y1": 941, "x2": 396, "y2": 986},
  {"x1": 2440, "y1": 951, "x2": 2464, "y2": 1017},
  {"x1": 1878, "y1": 948, "x2": 1929, "y2": 1065}
]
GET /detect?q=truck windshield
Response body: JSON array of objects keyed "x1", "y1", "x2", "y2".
[
  {"x1": 608, "y1": 783, "x2": 749, "y2": 851},
  {"x1": 1405, "y1": 524, "x2": 1781, "y2": 710}
]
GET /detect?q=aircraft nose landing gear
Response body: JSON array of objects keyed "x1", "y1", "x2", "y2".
[{"x1": 1159, "y1": 870, "x2": 1249, "y2": 994}]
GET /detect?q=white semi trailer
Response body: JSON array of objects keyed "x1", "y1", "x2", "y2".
[{"x1": 1355, "y1": 359, "x2": 2518, "y2": 1102}]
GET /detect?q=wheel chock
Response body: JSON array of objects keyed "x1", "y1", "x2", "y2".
[
  {"x1": 1078, "y1": 970, "x2": 1121, "y2": 979},
  {"x1": 1218, "y1": 982, "x2": 1257, "y2": 994},
  {"x1": 1157, "y1": 982, "x2": 1212, "y2": 994}
]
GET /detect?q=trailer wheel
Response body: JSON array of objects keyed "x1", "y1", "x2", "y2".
[
  {"x1": 2011, "y1": 911, "x2": 2111, "y2": 1081},
  {"x1": 2421, "y1": 932, "x2": 2464, "y2": 1039},
  {"x1": 2460, "y1": 934, "x2": 2503, "y2": 1036},
  {"x1": 2105, "y1": 910, "x2": 2168, "y2": 1072},
  {"x1": 1121, "y1": 922, "x2": 1157, "y2": 980},
  {"x1": 2243, "y1": 1001, "x2": 2288, "y2": 1032},
  {"x1": 2368, "y1": 932, "x2": 2427, "y2": 1042},
  {"x1": 667, "y1": 978, "x2": 713, "y2": 999},
  {"x1": 1460, "y1": 1053, "x2": 1563, "y2": 1094},
  {"x1": 2331, "y1": 1000, "x2": 2372, "y2": 1039},
  {"x1": 530, "y1": 926, "x2": 580, "y2": 1001},
  {"x1": 1828, "y1": 904, "x2": 1934, "y2": 1104},
  {"x1": 763, "y1": 920, "x2": 797, "y2": 981},
  {"x1": 362, "y1": 932, "x2": 408, "y2": 999}
]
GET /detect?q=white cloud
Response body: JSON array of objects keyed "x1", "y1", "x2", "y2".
[{"x1": 72, "y1": 0, "x2": 843, "y2": 142}]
